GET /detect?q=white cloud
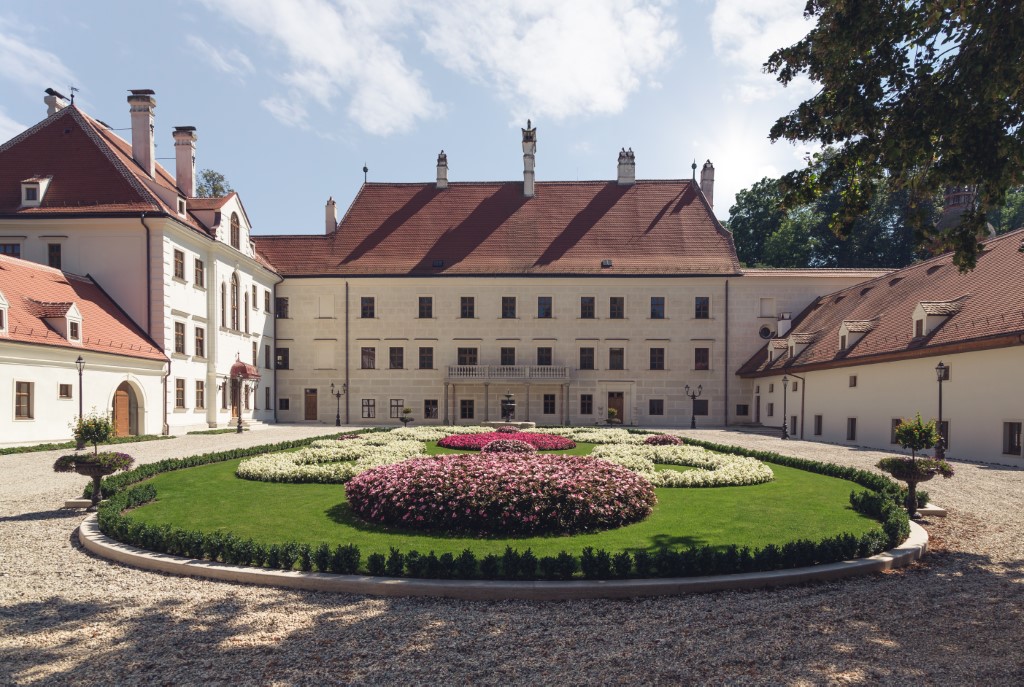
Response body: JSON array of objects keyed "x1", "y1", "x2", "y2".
[
  {"x1": 420, "y1": 0, "x2": 678, "y2": 121},
  {"x1": 0, "y1": 107, "x2": 26, "y2": 144},
  {"x1": 0, "y1": 17, "x2": 76, "y2": 91},
  {"x1": 201, "y1": 0, "x2": 441, "y2": 136},
  {"x1": 186, "y1": 35, "x2": 254, "y2": 78}
]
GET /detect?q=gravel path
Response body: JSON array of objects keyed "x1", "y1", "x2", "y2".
[{"x1": 2, "y1": 426, "x2": 1022, "y2": 685}]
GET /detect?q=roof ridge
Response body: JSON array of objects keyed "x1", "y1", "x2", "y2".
[{"x1": 72, "y1": 109, "x2": 164, "y2": 209}]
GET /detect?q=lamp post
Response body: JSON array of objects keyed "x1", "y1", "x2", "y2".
[
  {"x1": 935, "y1": 361, "x2": 946, "y2": 460},
  {"x1": 684, "y1": 384, "x2": 702, "y2": 429},
  {"x1": 781, "y1": 376, "x2": 790, "y2": 440},
  {"x1": 75, "y1": 356, "x2": 85, "y2": 450},
  {"x1": 502, "y1": 390, "x2": 515, "y2": 423},
  {"x1": 331, "y1": 382, "x2": 346, "y2": 427}
]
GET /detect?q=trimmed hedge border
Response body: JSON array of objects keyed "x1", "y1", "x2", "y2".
[
  {"x1": 1, "y1": 434, "x2": 172, "y2": 457},
  {"x1": 92, "y1": 435, "x2": 913, "y2": 582}
]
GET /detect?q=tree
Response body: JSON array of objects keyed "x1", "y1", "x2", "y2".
[
  {"x1": 725, "y1": 177, "x2": 786, "y2": 266},
  {"x1": 878, "y1": 414, "x2": 952, "y2": 518},
  {"x1": 195, "y1": 169, "x2": 234, "y2": 198},
  {"x1": 765, "y1": 2, "x2": 1024, "y2": 271}
]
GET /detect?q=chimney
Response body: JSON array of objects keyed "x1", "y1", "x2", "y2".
[
  {"x1": 700, "y1": 159, "x2": 715, "y2": 209},
  {"x1": 44, "y1": 88, "x2": 68, "y2": 116},
  {"x1": 325, "y1": 196, "x2": 337, "y2": 234},
  {"x1": 436, "y1": 150, "x2": 448, "y2": 189},
  {"x1": 127, "y1": 89, "x2": 157, "y2": 177},
  {"x1": 616, "y1": 148, "x2": 635, "y2": 186},
  {"x1": 172, "y1": 126, "x2": 197, "y2": 197},
  {"x1": 522, "y1": 119, "x2": 536, "y2": 198}
]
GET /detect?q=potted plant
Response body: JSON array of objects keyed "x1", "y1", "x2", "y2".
[
  {"x1": 607, "y1": 407, "x2": 620, "y2": 425},
  {"x1": 55, "y1": 412, "x2": 134, "y2": 508},
  {"x1": 877, "y1": 413, "x2": 954, "y2": 518},
  {"x1": 399, "y1": 407, "x2": 414, "y2": 427}
]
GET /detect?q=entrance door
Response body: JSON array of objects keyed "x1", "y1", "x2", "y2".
[
  {"x1": 607, "y1": 391, "x2": 624, "y2": 424},
  {"x1": 304, "y1": 388, "x2": 318, "y2": 421},
  {"x1": 754, "y1": 396, "x2": 761, "y2": 423},
  {"x1": 113, "y1": 387, "x2": 130, "y2": 437}
]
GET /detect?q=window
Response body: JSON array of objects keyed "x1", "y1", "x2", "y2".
[
  {"x1": 174, "y1": 322, "x2": 185, "y2": 354},
  {"x1": 264, "y1": 290, "x2": 270, "y2": 312},
  {"x1": 580, "y1": 296, "x2": 595, "y2": 319},
  {"x1": 767, "y1": 402, "x2": 775, "y2": 417},
  {"x1": 814, "y1": 415, "x2": 823, "y2": 436},
  {"x1": 891, "y1": 418, "x2": 901, "y2": 444},
  {"x1": 360, "y1": 296, "x2": 375, "y2": 319},
  {"x1": 244, "y1": 292, "x2": 249, "y2": 333},
  {"x1": 424, "y1": 399, "x2": 439, "y2": 419},
  {"x1": 419, "y1": 347, "x2": 434, "y2": 369},
  {"x1": 736, "y1": 404, "x2": 749, "y2": 416},
  {"x1": 580, "y1": 394, "x2": 594, "y2": 415},
  {"x1": 790, "y1": 416, "x2": 798, "y2": 436},
  {"x1": 0, "y1": 308, "x2": 4, "y2": 332},
  {"x1": 502, "y1": 296, "x2": 516, "y2": 319},
  {"x1": 389, "y1": 347, "x2": 404, "y2": 369},
  {"x1": 609, "y1": 296, "x2": 624, "y2": 319},
  {"x1": 0, "y1": 243, "x2": 21, "y2": 258},
  {"x1": 15, "y1": 382, "x2": 33, "y2": 418},
  {"x1": 650, "y1": 297, "x2": 665, "y2": 319},
  {"x1": 457, "y1": 347, "x2": 478, "y2": 366},
  {"x1": 609, "y1": 348, "x2": 624, "y2": 370},
  {"x1": 230, "y1": 212, "x2": 240, "y2": 249},
  {"x1": 252, "y1": 341, "x2": 258, "y2": 366},
  {"x1": 769, "y1": 383, "x2": 774, "y2": 393},
  {"x1": 362, "y1": 399, "x2": 376, "y2": 419},
  {"x1": 275, "y1": 297, "x2": 289, "y2": 319},
  {"x1": 579, "y1": 347, "x2": 595, "y2": 370},
  {"x1": 694, "y1": 347, "x2": 710, "y2": 370},
  {"x1": 196, "y1": 381, "x2": 205, "y2": 409},
  {"x1": 792, "y1": 381, "x2": 798, "y2": 392},
  {"x1": 649, "y1": 347, "x2": 665, "y2": 370},
  {"x1": 69, "y1": 321, "x2": 79, "y2": 341},
  {"x1": 649, "y1": 399, "x2": 664, "y2": 416},
  {"x1": 537, "y1": 296, "x2": 552, "y2": 318},
  {"x1": 252, "y1": 285, "x2": 258, "y2": 309},
  {"x1": 361, "y1": 347, "x2": 376, "y2": 369},
  {"x1": 265, "y1": 344, "x2": 271, "y2": 368},
  {"x1": 460, "y1": 399, "x2": 474, "y2": 419},
  {"x1": 175, "y1": 379, "x2": 186, "y2": 409},
  {"x1": 418, "y1": 296, "x2": 433, "y2": 319},
  {"x1": 694, "y1": 296, "x2": 710, "y2": 319},
  {"x1": 48, "y1": 243, "x2": 62, "y2": 269},
  {"x1": 390, "y1": 399, "x2": 404, "y2": 419},
  {"x1": 543, "y1": 394, "x2": 556, "y2": 414},
  {"x1": 59, "y1": 384, "x2": 72, "y2": 399},
  {"x1": 279, "y1": 398, "x2": 290, "y2": 411},
  {"x1": 500, "y1": 347, "x2": 516, "y2": 366},
  {"x1": 194, "y1": 259, "x2": 205, "y2": 287},
  {"x1": 840, "y1": 334, "x2": 848, "y2": 350},
  {"x1": 460, "y1": 296, "x2": 475, "y2": 318},
  {"x1": 24, "y1": 186, "x2": 38, "y2": 201},
  {"x1": 693, "y1": 399, "x2": 709, "y2": 416},
  {"x1": 230, "y1": 274, "x2": 239, "y2": 330},
  {"x1": 275, "y1": 347, "x2": 290, "y2": 370},
  {"x1": 173, "y1": 249, "x2": 185, "y2": 279},
  {"x1": 537, "y1": 347, "x2": 552, "y2": 366},
  {"x1": 1004, "y1": 422, "x2": 1023, "y2": 455},
  {"x1": 915, "y1": 319, "x2": 924, "y2": 337},
  {"x1": 849, "y1": 375, "x2": 858, "y2": 388},
  {"x1": 847, "y1": 418, "x2": 857, "y2": 441},
  {"x1": 265, "y1": 386, "x2": 270, "y2": 411}
]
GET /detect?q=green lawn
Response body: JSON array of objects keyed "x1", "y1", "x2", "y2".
[{"x1": 128, "y1": 455, "x2": 879, "y2": 560}]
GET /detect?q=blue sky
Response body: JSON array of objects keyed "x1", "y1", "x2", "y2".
[{"x1": 0, "y1": 0, "x2": 818, "y2": 235}]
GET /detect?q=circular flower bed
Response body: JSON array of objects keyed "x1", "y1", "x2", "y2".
[
  {"x1": 437, "y1": 431, "x2": 575, "y2": 451},
  {"x1": 644, "y1": 434, "x2": 681, "y2": 446},
  {"x1": 345, "y1": 453, "x2": 656, "y2": 535},
  {"x1": 481, "y1": 438, "x2": 536, "y2": 454}
]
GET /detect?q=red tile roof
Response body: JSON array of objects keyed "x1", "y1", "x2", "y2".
[
  {"x1": 0, "y1": 254, "x2": 166, "y2": 362},
  {"x1": 739, "y1": 229, "x2": 1024, "y2": 376},
  {"x1": 255, "y1": 180, "x2": 740, "y2": 276},
  {"x1": 187, "y1": 194, "x2": 236, "y2": 210}
]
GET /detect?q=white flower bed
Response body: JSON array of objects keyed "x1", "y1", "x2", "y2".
[
  {"x1": 385, "y1": 425, "x2": 493, "y2": 442},
  {"x1": 531, "y1": 427, "x2": 653, "y2": 444},
  {"x1": 591, "y1": 444, "x2": 774, "y2": 488},
  {"x1": 236, "y1": 438, "x2": 425, "y2": 484}
]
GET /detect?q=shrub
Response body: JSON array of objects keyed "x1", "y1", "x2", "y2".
[
  {"x1": 367, "y1": 553, "x2": 386, "y2": 576},
  {"x1": 345, "y1": 453, "x2": 657, "y2": 536},
  {"x1": 298, "y1": 543, "x2": 314, "y2": 572},
  {"x1": 384, "y1": 547, "x2": 405, "y2": 577},
  {"x1": 314, "y1": 543, "x2": 332, "y2": 572},
  {"x1": 480, "y1": 554, "x2": 501, "y2": 579},
  {"x1": 644, "y1": 434, "x2": 681, "y2": 446},
  {"x1": 481, "y1": 439, "x2": 536, "y2": 454},
  {"x1": 455, "y1": 550, "x2": 478, "y2": 579},
  {"x1": 71, "y1": 411, "x2": 114, "y2": 454},
  {"x1": 436, "y1": 431, "x2": 575, "y2": 451}
]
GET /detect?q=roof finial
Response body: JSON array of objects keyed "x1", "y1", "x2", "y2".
[
  {"x1": 362, "y1": 163, "x2": 368, "y2": 184},
  {"x1": 69, "y1": 84, "x2": 79, "y2": 104},
  {"x1": 691, "y1": 159, "x2": 697, "y2": 180}
]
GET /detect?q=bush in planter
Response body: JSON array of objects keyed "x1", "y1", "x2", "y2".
[
  {"x1": 54, "y1": 450, "x2": 134, "y2": 507},
  {"x1": 70, "y1": 411, "x2": 115, "y2": 454},
  {"x1": 878, "y1": 414, "x2": 954, "y2": 517}
]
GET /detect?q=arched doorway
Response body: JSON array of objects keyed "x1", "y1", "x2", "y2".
[{"x1": 112, "y1": 382, "x2": 140, "y2": 437}]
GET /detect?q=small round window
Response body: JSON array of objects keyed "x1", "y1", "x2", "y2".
[{"x1": 758, "y1": 325, "x2": 773, "y2": 340}]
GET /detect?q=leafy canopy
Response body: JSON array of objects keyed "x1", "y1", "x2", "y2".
[
  {"x1": 195, "y1": 169, "x2": 234, "y2": 198},
  {"x1": 765, "y1": 1, "x2": 1024, "y2": 271}
]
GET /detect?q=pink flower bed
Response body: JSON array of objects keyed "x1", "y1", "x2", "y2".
[
  {"x1": 437, "y1": 431, "x2": 575, "y2": 451},
  {"x1": 345, "y1": 453, "x2": 656, "y2": 535},
  {"x1": 644, "y1": 434, "x2": 682, "y2": 446},
  {"x1": 482, "y1": 438, "x2": 536, "y2": 454}
]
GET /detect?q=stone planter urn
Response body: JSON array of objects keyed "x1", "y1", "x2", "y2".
[
  {"x1": 54, "y1": 452, "x2": 135, "y2": 509},
  {"x1": 877, "y1": 457, "x2": 949, "y2": 519}
]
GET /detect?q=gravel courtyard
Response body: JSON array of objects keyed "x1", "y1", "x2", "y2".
[{"x1": 1, "y1": 426, "x2": 1021, "y2": 685}]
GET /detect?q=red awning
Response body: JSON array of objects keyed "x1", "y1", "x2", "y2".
[{"x1": 230, "y1": 360, "x2": 261, "y2": 380}]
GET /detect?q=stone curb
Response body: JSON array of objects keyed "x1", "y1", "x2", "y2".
[{"x1": 77, "y1": 516, "x2": 929, "y2": 600}]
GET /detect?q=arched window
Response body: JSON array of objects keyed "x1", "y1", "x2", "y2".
[
  {"x1": 230, "y1": 212, "x2": 240, "y2": 250},
  {"x1": 243, "y1": 291, "x2": 249, "y2": 333},
  {"x1": 220, "y1": 282, "x2": 226, "y2": 327},
  {"x1": 231, "y1": 273, "x2": 239, "y2": 330}
]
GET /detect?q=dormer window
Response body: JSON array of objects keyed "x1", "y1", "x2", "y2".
[
  {"x1": 24, "y1": 186, "x2": 38, "y2": 201},
  {"x1": 840, "y1": 334, "x2": 848, "y2": 349},
  {"x1": 20, "y1": 176, "x2": 52, "y2": 208},
  {"x1": 69, "y1": 321, "x2": 80, "y2": 341},
  {"x1": 177, "y1": 198, "x2": 187, "y2": 216},
  {"x1": 0, "y1": 290, "x2": 8, "y2": 334},
  {"x1": 230, "y1": 212, "x2": 240, "y2": 249},
  {"x1": 915, "y1": 319, "x2": 924, "y2": 337}
]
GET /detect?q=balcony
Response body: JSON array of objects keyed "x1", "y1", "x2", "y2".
[{"x1": 446, "y1": 365, "x2": 570, "y2": 381}]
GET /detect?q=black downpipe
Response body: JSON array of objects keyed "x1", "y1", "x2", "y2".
[{"x1": 724, "y1": 279, "x2": 729, "y2": 427}]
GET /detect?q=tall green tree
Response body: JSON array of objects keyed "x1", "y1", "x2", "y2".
[
  {"x1": 765, "y1": 1, "x2": 1024, "y2": 271},
  {"x1": 195, "y1": 169, "x2": 234, "y2": 198},
  {"x1": 725, "y1": 177, "x2": 786, "y2": 266}
]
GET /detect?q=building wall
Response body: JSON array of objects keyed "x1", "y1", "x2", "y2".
[
  {"x1": 273, "y1": 273, "x2": 874, "y2": 427},
  {"x1": 751, "y1": 345, "x2": 1024, "y2": 465},
  {"x1": 0, "y1": 344, "x2": 164, "y2": 446}
]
